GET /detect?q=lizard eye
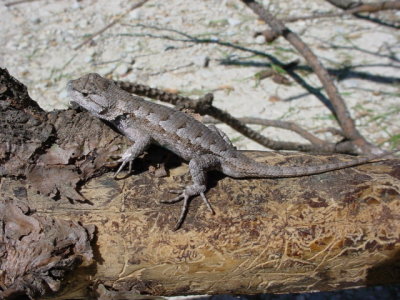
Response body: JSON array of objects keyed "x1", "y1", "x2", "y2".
[{"x1": 81, "y1": 92, "x2": 89, "y2": 97}]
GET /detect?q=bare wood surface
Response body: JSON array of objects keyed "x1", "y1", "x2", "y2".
[{"x1": 2, "y1": 152, "x2": 399, "y2": 299}]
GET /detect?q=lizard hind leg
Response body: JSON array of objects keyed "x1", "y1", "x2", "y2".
[{"x1": 160, "y1": 154, "x2": 221, "y2": 230}]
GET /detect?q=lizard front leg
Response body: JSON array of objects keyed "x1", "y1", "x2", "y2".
[
  {"x1": 114, "y1": 131, "x2": 152, "y2": 177},
  {"x1": 161, "y1": 154, "x2": 221, "y2": 230}
]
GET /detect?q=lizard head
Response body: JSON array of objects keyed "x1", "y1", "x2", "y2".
[{"x1": 67, "y1": 73, "x2": 118, "y2": 120}]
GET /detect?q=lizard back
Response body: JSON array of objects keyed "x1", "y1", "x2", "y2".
[{"x1": 109, "y1": 81, "x2": 237, "y2": 161}]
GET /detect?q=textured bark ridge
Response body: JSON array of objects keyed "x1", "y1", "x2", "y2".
[{"x1": 0, "y1": 69, "x2": 399, "y2": 299}]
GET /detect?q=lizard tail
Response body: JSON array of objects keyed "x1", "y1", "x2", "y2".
[{"x1": 226, "y1": 150, "x2": 399, "y2": 178}]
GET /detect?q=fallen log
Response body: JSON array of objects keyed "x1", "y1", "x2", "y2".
[{"x1": 0, "y1": 68, "x2": 399, "y2": 299}]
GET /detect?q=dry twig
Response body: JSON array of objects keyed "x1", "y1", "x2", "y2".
[
  {"x1": 204, "y1": 116, "x2": 327, "y2": 146},
  {"x1": 4, "y1": 0, "x2": 41, "y2": 7},
  {"x1": 283, "y1": 1, "x2": 400, "y2": 23},
  {"x1": 240, "y1": 0, "x2": 381, "y2": 154}
]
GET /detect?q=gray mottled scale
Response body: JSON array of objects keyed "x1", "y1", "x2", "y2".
[
  {"x1": 133, "y1": 103, "x2": 155, "y2": 119},
  {"x1": 122, "y1": 97, "x2": 141, "y2": 113},
  {"x1": 159, "y1": 111, "x2": 188, "y2": 132},
  {"x1": 145, "y1": 111, "x2": 165, "y2": 124},
  {"x1": 177, "y1": 121, "x2": 203, "y2": 143}
]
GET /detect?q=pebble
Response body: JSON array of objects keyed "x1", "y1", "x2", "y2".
[
  {"x1": 193, "y1": 55, "x2": 209, "y2": 67},
  {"x1": 228, "y1": 18, "x2": 240, "y2": 27},
  {"x1": 71, "y1": 1, "x2": 81, "y2": 9},
  {"x1": 255, "y1": 35, "x2": 266, "y2": 44},
  {"x1": 115, "y1": 64, "x2": 130, "y2": 76},
  {"x1": 129, "y1": 10, "x2": 141, "y2": 20}
]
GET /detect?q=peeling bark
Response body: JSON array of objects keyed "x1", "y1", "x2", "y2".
[{"x1": 0, "y1": 195, "x2": 94, "y2": 299}]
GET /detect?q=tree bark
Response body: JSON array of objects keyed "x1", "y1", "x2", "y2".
[{"x1": 1, "y1": 68, "x2": 400, "y2": 299}]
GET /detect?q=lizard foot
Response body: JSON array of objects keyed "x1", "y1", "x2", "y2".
[
  {"x1": 114, "y1": 157, "x2": 134, "y2": 178},
  {"x1": 161, "y1": 188, "x2": 214, "y2": 230}
]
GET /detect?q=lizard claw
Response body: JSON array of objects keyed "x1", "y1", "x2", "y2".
[
  {"x1": 168, "y1": 188, "x2": 184, "y2": 194},
  {"x1": 200, "y1": 192, "x2": 215, "y2": 215},
  {"x1": 114, "y1": 158, "x2": 134, "y2": 178},
  {"x1": 160, "y1": 189, "x2": 214, "y2": 230},
  {"x1": 174, "y1": 194, "x2": 190, "y2": 231},
  {"x1": 160, "y1": 191, "x2": 190, "y2": 230},
  {"x1": 160, "y1": 193, "x2": 185, "y2": 204}
]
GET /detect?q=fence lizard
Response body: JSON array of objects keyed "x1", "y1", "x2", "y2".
[{"x1": 67, "y1": 73, "x2": 396, "y2": 230}]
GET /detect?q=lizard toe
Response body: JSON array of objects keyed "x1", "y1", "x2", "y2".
[
  {"x1": 160, "y1": 193, "x2": 185, "y2": 204},
  {"x1": 200, "y1": 192, "x2": 215, "y2": 215},
  {"x1": 168, "y1": 189, "x2": 184, "y2": 194},
  {"x1": 114, "y1": 157, "x2": 134, "y2": 178},
  {"x1": 174, "y1": 194, "x2": 191, "y2": 231}
]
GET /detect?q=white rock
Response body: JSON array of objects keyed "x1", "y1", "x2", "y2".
[
  {"x1": 228, "y1": 18, "x2": 240, "y2": 27},
  {"x1": 130, "y1": 10, "x2": 141, "y2": 20},
  {"x1": 83, "y1": 55, "x2": 94, "y2": 63},
  {"x1": 58, "y1": 89, "x2": 69, "y2": 101},
  {"x1": 193, "y1": 55, "x2": 209, "y2": 67},
  {"x1": 31, "y1": 17, "x2": 41, "y2": 24},
  {"x1": 340, "y1": 79, "x2": 360, "y2": 89},
  {"x1": 115, "y1": 64, "x2": 130, "y2": 76},
  {"x1": 71, "y1": 1, "x2": 81, "y2": 9},
  {"x1": 255, "y1": 35, "x2": 266, "y2": 44},
  {"x1": 210, "y1": 36, "x2": 219, "y2": 42},
  {"x1": 126, "y1": 73, "x2": 138, "y2": 82},
  {"x1": 79, "y1": 19, "x2": 89, "y2": 27}
]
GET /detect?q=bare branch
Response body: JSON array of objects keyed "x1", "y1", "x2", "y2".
[
  {"x1": 315, "y1": 127, "x2": 346, "y2": 138},
  {"x1": 4, "y1": 0, "x2": 41, "y2": 7},
  {"x1": 283, "y1": 1, "x2": 400, "y2": 23},
  {"x1": 240, "y1": 0, "x2": 381, "y2": 154},
  {"x1": 204, "y1": 116, "x2": 327, "y2": 145}
]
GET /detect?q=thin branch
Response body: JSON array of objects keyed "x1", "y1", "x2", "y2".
[
  {"x1": 204, "y1": 116, "x2": 327, "y2": 145},
  {"x1": 4, "y1": 0, "x2": 41, "y2": 6},
  {"x1": 73, "y1": 0, "x2": 149, "y2": 50},
  {"x1": 240, "y1": 0, "x2": 380, "y2": 154},
  {"x1": 315, "y1": 127, "x2": 345, "y2": 138},
  {"x1": 283, "y1": 1, "x2": 400, "y2": 23},
  {"x1": 115, "y1": 80, "x2": 357, "y2": 154}
]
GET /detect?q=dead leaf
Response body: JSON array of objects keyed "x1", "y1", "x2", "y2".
[
  {"x1": 215, "y1": 85, "x2": 234, "y2": 92},
  {"x1": 255, "y1": 69, "x2": 275, "y2": 80},
  {"x1": 272, "y1": 74, "x2": 291, "y2": 85},
  {"x1": 164, "y1": 88, "x2": 179, "y2": 94},
  {"x1": 268, "y1": 95, "x2": 282, "y2": 102}
]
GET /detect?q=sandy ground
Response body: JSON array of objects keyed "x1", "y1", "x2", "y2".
[{"x1": 1, "y1": 0, "x2": 399, "y2": 151}]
